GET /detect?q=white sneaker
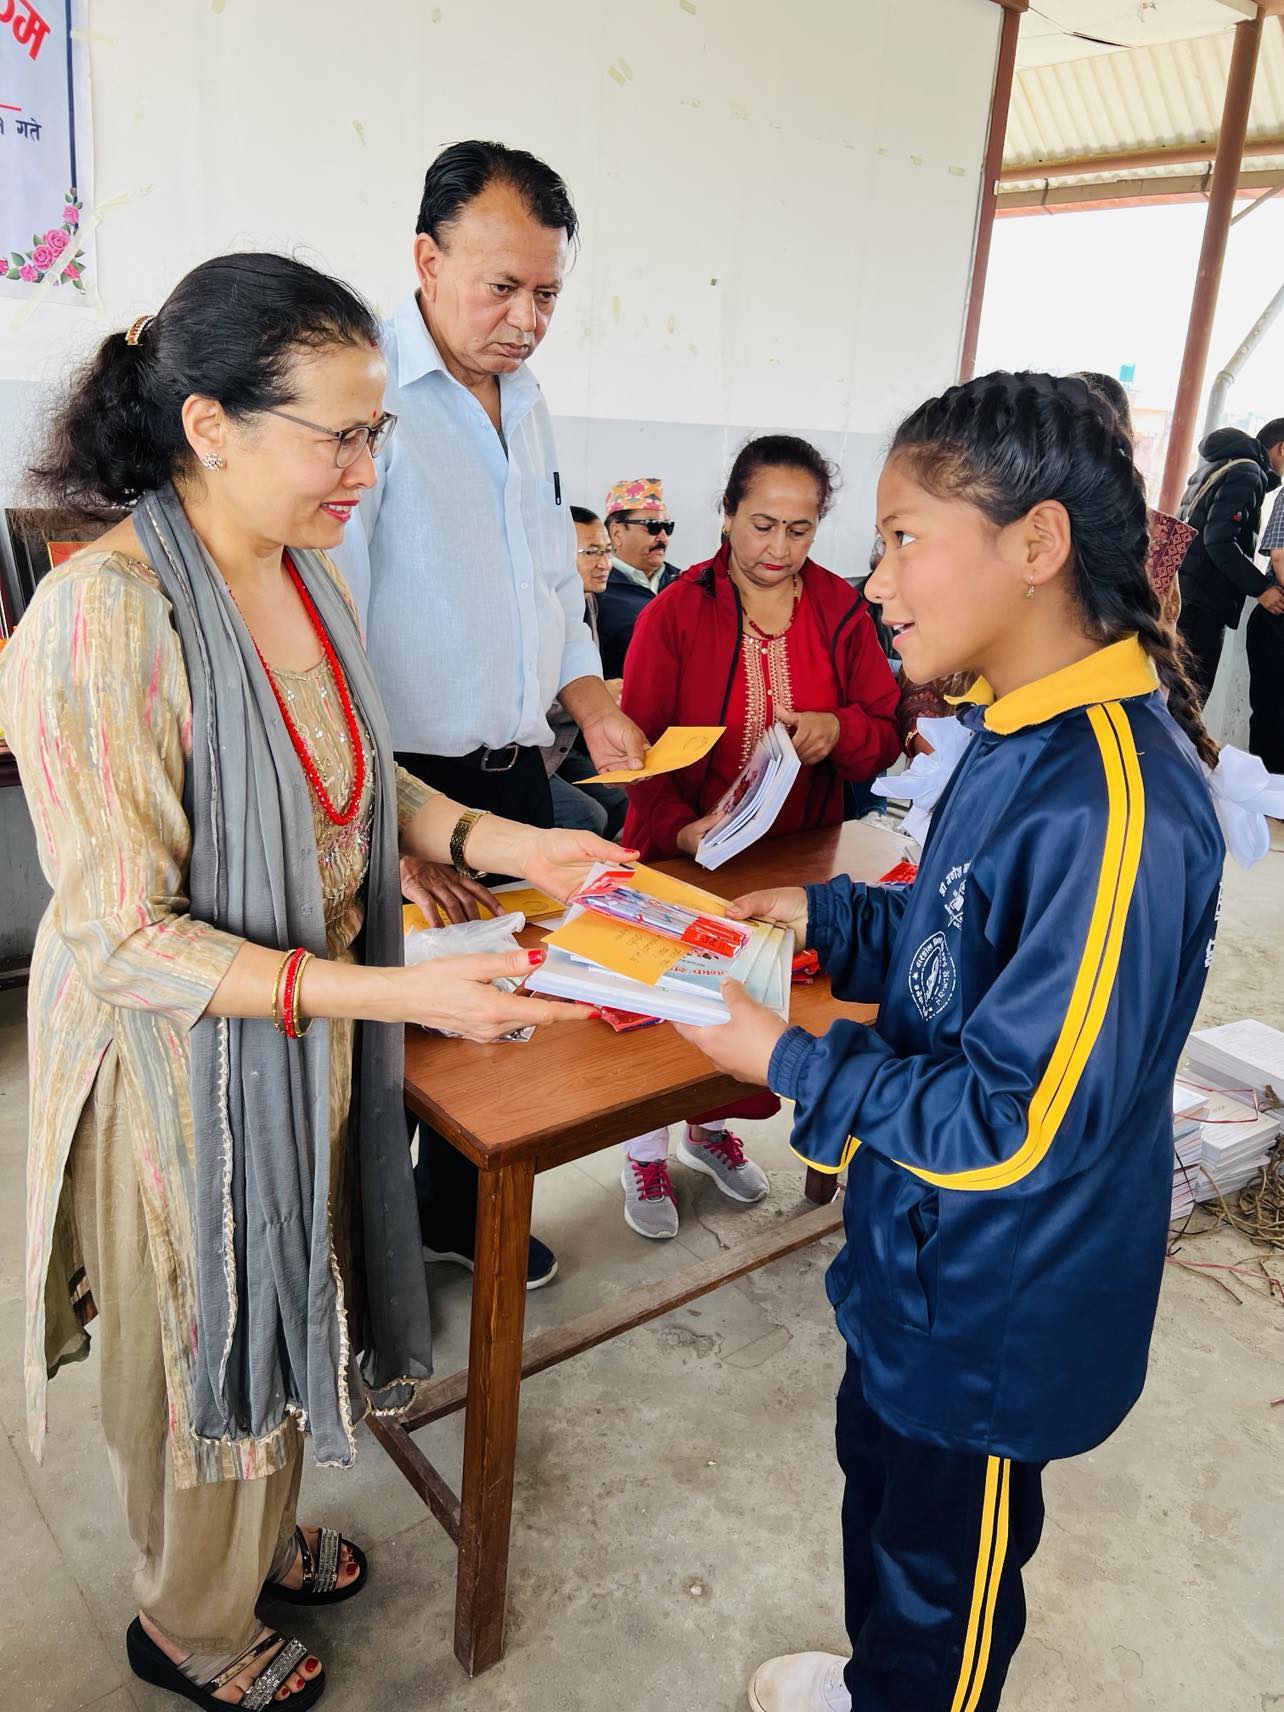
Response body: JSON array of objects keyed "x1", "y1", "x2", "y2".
[{"x1": 747, "y1": 1651, "x2": 851, "y2": 1712}]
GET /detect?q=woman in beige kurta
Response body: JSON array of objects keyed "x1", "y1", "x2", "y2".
[{"x1": 1, "y1": 255, "x2": 633, "y2": 1710}]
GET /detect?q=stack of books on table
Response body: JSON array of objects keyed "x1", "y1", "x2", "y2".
[
  {"x1": 1170, "y1": 1082, "x2": 1207, "y2": 1220},
  {"x1": 525, "y1": 861, "x2": 793, "y2": 1027}
]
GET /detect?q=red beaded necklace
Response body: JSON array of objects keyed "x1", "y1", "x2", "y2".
[{"x1": 231, "y1": 554, "x2": 366, "y2": 827}]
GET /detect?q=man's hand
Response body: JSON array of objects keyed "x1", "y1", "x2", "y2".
[
  {"x1": 559, "y1": 675, "x2": 647, "y2": 771},
  {"x1": 779, "y1": 707, "x2": 840, "y2": 765},
  {"x1": 673, "y1": 980, "x2": 789, "y2": 1085},
  {"x1": 580, "y1": 707, "x2": 648, "y2": 772},
  {"x1": 400, "y1": 858, "x2": 502, "y2": 926},
  {"x1": 605, "y1": 677, "x2": 624, "y2": 703},
  {"x1": 1257, "y1": 585, "x2": 1284, "y2": 615}
]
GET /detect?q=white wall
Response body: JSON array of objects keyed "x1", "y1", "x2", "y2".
[
  {"x1": 3, "y1": 0, "x2": 998, "y2": 535},
  {"x1": 0, "y1": 0, "x2": 1000, "y2": 952}
]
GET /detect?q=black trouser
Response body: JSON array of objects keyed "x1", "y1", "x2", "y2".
[
  {"x1": 395, "y1": 745, "x2": 553, "y2": 1248},
  {"x1": 1246, "y1": 604, "x2": 1284, "y2": 774},
  {"x1": 837, "y1": 1351, "x2": 1045, "y2": 1712},
  {"x1": 1177, "y1": 602, "x2": 1227, "y2": 706}
]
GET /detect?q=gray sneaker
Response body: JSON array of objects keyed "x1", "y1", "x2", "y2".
[
  {"x1": 621, "y1": 1158, "x2": 679, "y2": 1239},
  {"x1": 677, "y1": 1127, "x2": 769, "y2": 1204}
]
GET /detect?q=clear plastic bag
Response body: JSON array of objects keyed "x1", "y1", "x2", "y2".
[{"x1": 404, "y1": 913, "x2": 535, "y2": 1042}]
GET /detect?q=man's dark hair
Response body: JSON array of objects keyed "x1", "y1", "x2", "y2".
[
  {"x1": 1257, "y1": 417, "x2": 1284, "y2": 453},
  {"x1": 416, "y1": 140, "x2": 578, "y2": 244},
  {"x1": 569, "y1": 505, "x2": 599, "y2": 525}
]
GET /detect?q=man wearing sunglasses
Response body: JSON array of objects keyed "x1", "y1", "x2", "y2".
[{"x1": 598, "y1": 476, "x2": 682, "y2": 678}]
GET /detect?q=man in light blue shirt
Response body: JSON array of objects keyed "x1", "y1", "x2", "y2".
[{"x1": 334, "y1": 141, "x2": 645, "y2": 1286}]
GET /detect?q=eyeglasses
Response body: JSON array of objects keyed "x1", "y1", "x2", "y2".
[
  {"x1": 576, "y1": 545, "x2": 613, "y2": 560},
  {"x1": 261, "y1": 407, "x2": 398, "y2": 468},
  {"x1": 620, "y1": 518, "x2": 675, "y2": 537}
]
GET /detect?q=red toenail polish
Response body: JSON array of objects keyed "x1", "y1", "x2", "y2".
[{"x1": 305, "y1": 1657, "x2": 319, "y2": 1672}]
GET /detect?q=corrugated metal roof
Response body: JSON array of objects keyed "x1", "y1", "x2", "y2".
[
  {"x1": 1004, "y1": 21, "x2": 1284, "y2": 183},
  {"x1": 1017, "y1": 1, "x2": 1253, "y2": 71}
]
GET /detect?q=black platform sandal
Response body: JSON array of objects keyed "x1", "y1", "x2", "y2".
[
  {"x1": 261, "y1": 1525, "x2": 368, "y2": 1606},
  {"x1": 126, "y1": 1617, "x2": 325, "y2": 1710}
]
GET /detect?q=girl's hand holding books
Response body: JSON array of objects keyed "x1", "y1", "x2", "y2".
[
  {"x1": 672, "y1": 978, "x2": 789, "y2": 1085},
  {"x1": 726, "y1": 886, "x2": 809, "y2": 945}
]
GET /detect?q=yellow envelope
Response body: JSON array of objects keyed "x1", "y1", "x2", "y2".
[
  {"x1": 402, "y1": 887, "x2": 564, "y2": 933},
  {"x1": 483, "y1": 886, "x2": 565, "y2": 921},
  {"x1": 580, "y1": 725, "x2": 724, "y2": 786},
  {"x1": 543, "y1": 861, "x2": 734, "y2": 986}
]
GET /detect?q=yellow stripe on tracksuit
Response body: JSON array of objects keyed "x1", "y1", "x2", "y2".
[
  {"x1": 950, "y1": 1456, "x2": 1012, "y2": 1712},
  {"x1": 899, "y1": 701, "x2": 1144, "y2": 1192},
  {"x1": 788, "y1": 702, "x2": 1143, "y2": 1186}
]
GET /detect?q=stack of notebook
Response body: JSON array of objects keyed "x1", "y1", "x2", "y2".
[
  {"x1": 1184, "y1": 1019, "x2": 1284, "y2": 1097},
  {"x1": 696, "y1": 724, "x2": 801, "y2": 870},
  {"x1": 1191, "y1": 1089, "x2": 1280, "y2": 1205},
  {"x1": 1170, "y1": 1082, "x2": 1207, "y2": 1220},
  {"x1": 524, "y1": 862, "x2": 793, "y2": 1026}
]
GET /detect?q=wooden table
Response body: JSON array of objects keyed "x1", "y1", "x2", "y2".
[{"x1": 370, "y1": 819, "x2": 907, "y2": 1675}]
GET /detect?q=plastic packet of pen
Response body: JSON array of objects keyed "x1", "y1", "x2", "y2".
[
  {"x1": 404, "y1": 913, "x2": 535, "y2": 1042},
  {"x1": 568, "y1": 865, "x2": 751, "y2": 959}
]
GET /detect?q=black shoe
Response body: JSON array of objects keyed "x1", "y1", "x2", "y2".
[{"x1": 421, "y1": 1232, "x2": 559, "y2": 1291}]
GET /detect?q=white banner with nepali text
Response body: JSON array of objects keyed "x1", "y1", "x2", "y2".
[{"x1": 0, "y1": 0, "x2": 93, "y2": 303}]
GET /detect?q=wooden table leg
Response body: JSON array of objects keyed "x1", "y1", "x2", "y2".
[
  {"x1": 804, "y1": 1165, "x2": 839, "y2": 1206},
  {"x1": 453, "y1": 1156, "x2": 534, "y2": 1675}
]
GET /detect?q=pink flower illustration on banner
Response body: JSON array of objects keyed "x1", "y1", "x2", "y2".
[{"x1": 4, "y1": 190, "x2": 90, "y2": 293}]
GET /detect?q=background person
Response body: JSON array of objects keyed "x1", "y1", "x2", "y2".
[
  {"x1": 1175, "y1": 416, "x2": 1284, "y2": 703},
  {"x1": 544, "y1": 505, "x2": 628, "y2": 836},
  {"x1": 612, "y1": 435, "x2": 900, "y2": 1241},
  {"x1": 1247, "y1": 485, "x2": 1284, "y2": 774},
  {"x1": 596, "y1": 475, "x2": 682, "y2": 677}
]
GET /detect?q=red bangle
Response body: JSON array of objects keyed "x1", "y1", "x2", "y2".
[{"x1": 280, "y1": 948, "x2": 306, "y2": 1040}]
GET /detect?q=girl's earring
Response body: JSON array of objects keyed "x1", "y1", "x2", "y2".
[
  {"x1": 1025, "y1": 579, "x2": 1036, "y2": 600},
  {"x1": 201, "y1": 453, "x2": 224, "y2": 471}
]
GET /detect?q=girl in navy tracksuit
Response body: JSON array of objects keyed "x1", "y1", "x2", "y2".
[{"x1": 677, "y1": 374, "x2": 1227, "y2": 1712}]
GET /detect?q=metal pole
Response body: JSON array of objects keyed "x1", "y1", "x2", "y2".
[
  {"x1": 959, "y1": 2, "x2": 1024, "y2": 381},
  {"x1": 1158, "y1": 15, "x2": 1265, "y2": 514},
  {"x1": 1202, "y1": 279, "x2": 1284, "y2": 439}
]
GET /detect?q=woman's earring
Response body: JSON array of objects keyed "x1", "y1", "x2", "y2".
[
  {"x1": 1025, "y1": 580, "x2": 1036, "y2": 600},
  {"x1": 201, "y1": 453, "x2": 224, "y2": 471}
]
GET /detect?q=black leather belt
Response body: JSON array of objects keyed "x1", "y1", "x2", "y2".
[{"x1": 460, "y1": 742, "x2": 522, "y2": 773}]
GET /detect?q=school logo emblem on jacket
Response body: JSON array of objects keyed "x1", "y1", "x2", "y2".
[
  {"x1": 908, "y1": 931, "x2": 958, "y2": 1021},
  {"x1": 938, "y1": 862, "x2": 971, "y2": 932}
]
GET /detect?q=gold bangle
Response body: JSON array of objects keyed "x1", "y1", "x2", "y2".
[
  {"x1": 449, "y1": 807, "x2": 488, "y2": 881},
  {"x1": 290, "y1": 950, "x2": 314, "y2": 1040},
  {"x1": 271, "y1": 950, "x2": 293, "y2": 1034}
]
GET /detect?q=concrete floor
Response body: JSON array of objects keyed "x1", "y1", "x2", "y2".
[{"x1": 2, "y1": 834, "x2": 1282, "y2": 1712}]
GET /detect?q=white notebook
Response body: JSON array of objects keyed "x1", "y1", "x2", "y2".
[{"x1": 695, "y1": 724, "x2": 801, "y2": 870}]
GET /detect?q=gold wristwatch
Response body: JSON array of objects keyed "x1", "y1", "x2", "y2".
[{"x1": 449, "y1": 808, "x2": 488, "y2": 880}]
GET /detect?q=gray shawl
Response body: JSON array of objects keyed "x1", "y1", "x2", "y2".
[{"x1": 135, "y1": 484, "x2": 432, "y2": 1472}]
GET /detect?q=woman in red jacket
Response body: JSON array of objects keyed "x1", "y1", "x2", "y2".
[{"x1": 613, "y1": 436, "x2": 901, "y2": 1242}]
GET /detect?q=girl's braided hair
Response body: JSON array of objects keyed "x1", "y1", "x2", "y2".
[{"x1": 890, "y1": 371, "x2": 1218, "y2": 768}]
